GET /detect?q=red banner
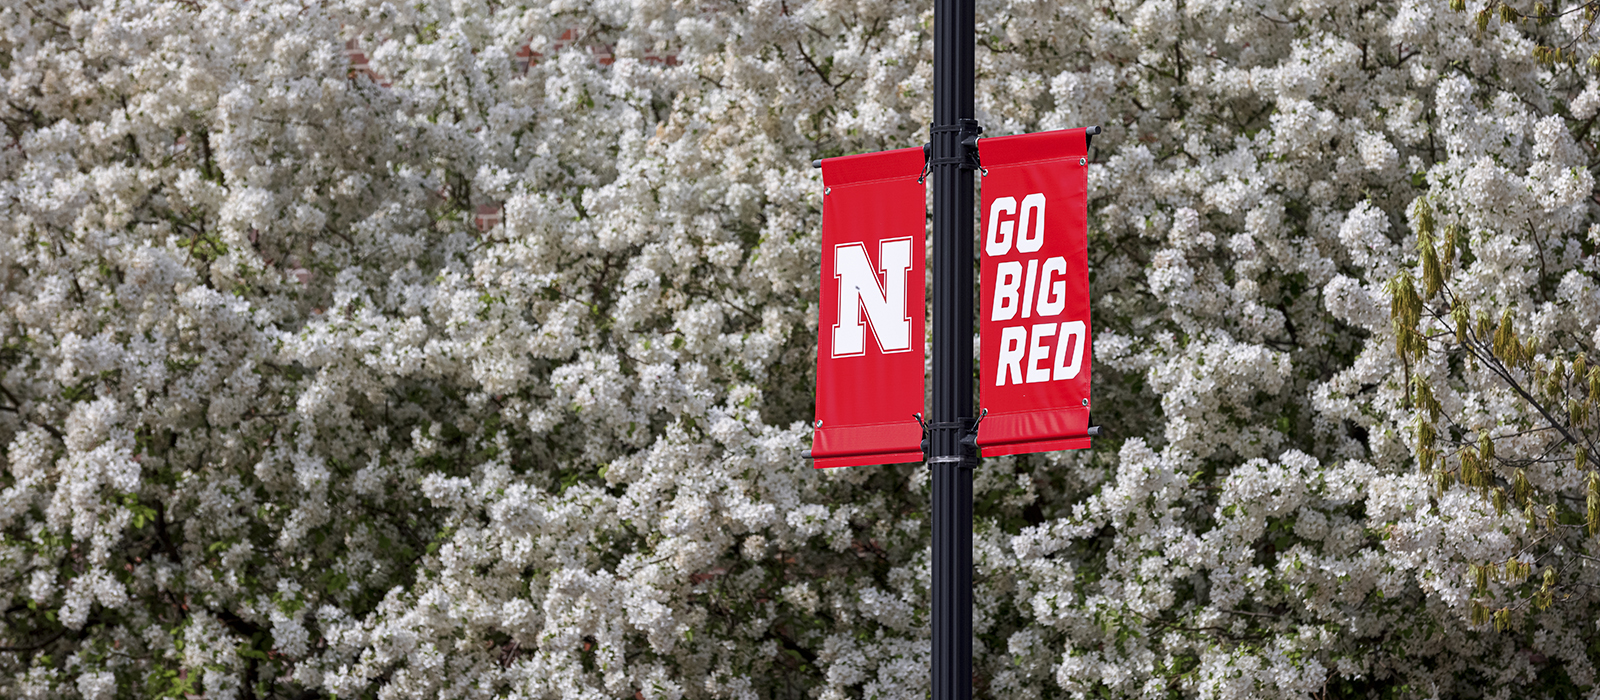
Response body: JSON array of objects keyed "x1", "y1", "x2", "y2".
[
  {"x1": 811, "y1": 148, "x2": 927, "y2": 468},
  {"x1": 976, "y1": 129, "x2": 1093, "y2": 457}
]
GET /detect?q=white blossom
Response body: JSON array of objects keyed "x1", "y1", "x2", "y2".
[{"x1": 4, "y1": 0, "x2": 1600, "y2": 698}]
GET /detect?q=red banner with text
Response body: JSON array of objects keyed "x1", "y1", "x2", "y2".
[
  {"x1": 811, "y1": 148, "x2": 927, "y2": 468},
  {"x1": 976, "y1": 129, "x2": 1093, "y2": 457}
]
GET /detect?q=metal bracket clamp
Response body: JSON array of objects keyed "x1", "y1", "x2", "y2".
[
  {"x1": 960, "y1": 408, "x2": 988, "y2": 451},
  {"x1": 917, "y1": 412, "x2": 931, "y2": 457},
  {"x1": 923, "y1": 416, "x2": 980, "y2": 467},
  {"x1": 927, "y1": 119, "x2": 983, "y2": 170}
]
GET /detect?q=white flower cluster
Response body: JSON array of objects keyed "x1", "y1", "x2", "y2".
[{"x1": 2, "y1": 0, "x2": 1599, "y2": 698}]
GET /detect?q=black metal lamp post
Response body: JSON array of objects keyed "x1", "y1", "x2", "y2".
[{"x1": 927, "y1": 0, "x2": 978, "y2": 698}]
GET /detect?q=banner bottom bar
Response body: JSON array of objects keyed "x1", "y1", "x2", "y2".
[{"x1": 979, "y1": 436, "x2": 1091, "y2": 458}]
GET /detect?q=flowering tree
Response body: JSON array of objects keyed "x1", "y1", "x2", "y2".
[
  {"x1": 1387, "y1": 0, "x2": 1600, "y2": 645},
  {"x1": 3, "y1": 0, "x2": 1600, "y2": 698}
]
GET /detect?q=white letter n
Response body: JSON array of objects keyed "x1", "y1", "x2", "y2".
[{"x1": 833, "y1": 237, "x2": 914, "y2": 357}]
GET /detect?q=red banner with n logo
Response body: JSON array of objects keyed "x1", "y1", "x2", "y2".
[
  {"x1": 976, "y1": 129, "x2": 1093, "y2": 457},
  {"x1": 810, "y1": 148, "x2": 926, "y2": 468}
]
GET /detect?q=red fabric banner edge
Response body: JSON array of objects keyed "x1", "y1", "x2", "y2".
[
  {"x1": 819, "y1": 146, "x2": 927, "y2": 187},
  {"x1": 810, "y1": 422, "x2": 923, "y2": 458},
  {"x1": 813, "y1": 449, "x2": 926, "y2": 469},
  {"x1": 980, "y1": 437, "x2": 1091, "y2": 458},
  {"x1": 978, "y1": 127, "x2": 1088, "y2": 167},
  {"x1": 975, "y1": 406, "x2": 1090, "y2": 449}
]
